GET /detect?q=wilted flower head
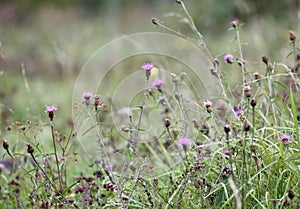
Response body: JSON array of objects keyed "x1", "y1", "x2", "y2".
[
  {"x1": 141, "y1": 63, "x2": 153, "y2": 71},
  {"x1": 152, "y1": 80, "x2": 164, "y2": 88},
  {"x1": 279, "y1": 134, "x2": 291, "y2": 144},
  {"x1": 178, "y1": 137, "x2": 192, "y2": 147},
  {"x1": 224, "y1": 54, "x2": 234, "y2": 64}
]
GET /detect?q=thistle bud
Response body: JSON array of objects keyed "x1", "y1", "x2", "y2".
[
  {"x1": 262, "y1": 55, "x2": 269, "y2": 65},
  {"x1": 224, "y1": 124, "x2": 231, "y2": 134},
  {"x1": 151, "y1": 18, "x2": 158, "y2": 25},
  {"x1": 250, "y1": 99, "x2": 257, "y2": 108},
  {"x1": 27, "y1": 144, "x2": 34, "y2": 154},
  {"x1": 2, "y1": 138, "x2": 9, "y2": 150},
  {"x1": 289, "y1": 31, "x2": 296, "y2": 41}
]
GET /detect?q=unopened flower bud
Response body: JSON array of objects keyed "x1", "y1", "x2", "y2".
[
  {"x1": 262, "y1": 55, "x2": 269, "y2": 65},
  {"x1": 289, "y1": 31, "x2": 296, "y2": 41},
  {"x1": 250, "y1": 99, "x2": 257, "y2": 108},
  {"x1": 151, "y1": 18, "x2": 158, "y2": 25},
  {"x1": 2, "y1": 138, "x2": 9, "y2": 150},
  {"x1": 253, "y1": 72, "x2": 261, "y2": 80},
  {"x1": 230, "y1": 19, "x2": 239, "y2": 28},
  {"x1": 243, "y1": 122, "x2": 250, "y2": 132},
  {"x1": 224, "y1": 124, "x2": 231, "y2": 134},
  {"x1": 27, "y1": 144, "x2": 34, "y2": 154},
  {"x1": 163, "y1": 117, "x2": 171, "y2": 128}
]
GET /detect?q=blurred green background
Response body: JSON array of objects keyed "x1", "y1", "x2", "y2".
[{"x1": 0, "y1": 0, "x2": 299, "y2": 129}]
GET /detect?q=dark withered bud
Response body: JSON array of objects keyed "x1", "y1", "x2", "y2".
[
  {"x1": 94, "y1": 96, "x2": 100, "y2": 111},
  {"x1": 151, "y1": 18, "x2": 158, "y2": 25},
  {"x1": 153, "y1": 177, "x2": 158, "y2": 186},
  {"x1": 253, "y1": 72, "x2": 261, "y2": 80},
  {"x1": 2, "y1": 138, "x2": 9, "y2": 150},
  {"x1": 289, "y1": 31, "x2": 296, "y2": 41},
  {"x1": 250, "y1": 99, "x2": 257, "y2": 108},
  {"x1": 175, "y1": 0, "x2": 182, "y2": 4},
  {"x1": 230, "y1": 19, "x2": 239, "y2": 28},
  {"x1": 262, "y1": 55, "x2": 269, "y2": 65},
  {"x1": 287, "y1": 189, "x2": 295, "y2": 200},
  {"x1": 174, "y1": 92, "x2": 180, "y2": 101},
  {"x1": 163, "y1": 117, "x2": 171, "y2": 128},
  {"x1": 27, "y1": 144, "x2": 34, "y2": 154},
  {"x1": 243, "y1": 122, "x2": 250, "y2": 132},
  {"x1": 214, "y1": 58, "x2": 219, "y2": 67},
  {"x1": 224, "y1": 124, "x2": 230, "y2": 134},
  {"x1": 5, "y1": 125, "x2": 12, "y2": 131},
  {"x1": 20, "y1": 125, "x2": 26, "y2": 131}
]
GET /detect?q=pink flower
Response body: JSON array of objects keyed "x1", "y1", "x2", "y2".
[
  {"x1": 279, "y1": 134, "x2": 291, "y2": 144},
  {"x1": 141, "y1": 63, "x2": 153, "y2": 71},
  {"x1": 152, "y1": 80, "x2": 164, "y2": 88},
  {"x1": 203, "y1": 99, "x2": 212, "y2": 108},
  {"x1": 224, "y1": 54, "x2": 234, "y2": 64},
  {"x1": 45, "y1": 105, "x2": 57, "y2": 121},
  {"x1": 45, "y1": 105, "x2": 57, "y2": 113},
  {"x1": 234, "y1": 108, "x2": 243, "y2": 117},
  {"x1": 83, "y1": 92, "x2": 93, "y2": 100},
  {"x1": 178, "y1": 137, "x2": 192, "y2": 147}
]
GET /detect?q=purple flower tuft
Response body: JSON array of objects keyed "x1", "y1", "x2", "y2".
[
  {"x1": 45, "y1": 105, "x2": 57, "y2": 121},
  {"x1": 234, "y1": 108, "x2": 243, "y2": 117},
  {"x1": 141, "y1": 63, "x2": 154, "y2": 71},
  {"x1": 224, "y1": 54, "x2": 234, "y2": 64},
  {"x1": 279, "y1": 134, "x2": 291, "y2": 144},
  {"x1": 152, "y1": 80, "x2": 164, "y2": 88},
  {"x1": 45, "y1": 105, "x2": 57, "y2": 113},
  {"x1": 178, "y1": 137, "x2": 192, "y2": 147},
  {"x1": 83, "y1": 92, "x2": 93, "y2": 100}
]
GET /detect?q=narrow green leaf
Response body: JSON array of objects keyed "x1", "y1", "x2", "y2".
[{"x1": 289, "y1": 87, "x2": 299, "y2": 144}]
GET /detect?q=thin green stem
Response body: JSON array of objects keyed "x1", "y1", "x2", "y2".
[
  {"x1": 235, "y1": 26, "x2": 246, "y2": 107},
  {"x1": 50, "y1": 124, "x2": 62, "y2": 191},
  {"x1": 178, "y1": 0, "x2": 213, "y2": 60}
]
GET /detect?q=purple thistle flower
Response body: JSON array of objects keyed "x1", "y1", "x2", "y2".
[
  {"x1": 224, "y1": 150, "x2": 230, "y2": 156},
  {"x1": 203, "y1": 99, "x2": 212, "y2": 108},
  {"x1": 141, "y1": 63, "x2": 153, "y2": 71},
  {"x1": 83, "y1": 92, "x2": 93, "y2": 105},
  {"x1": 224, "y1": 54, "x2": 234, "y2": 64},
  {"x1": 279, "y1": 134, "x2": 291, "y2": 144},
  {"x1": 45, "y1": 105, "x2": 57, "y2": 121},
  {"x1": 83, "y1": 92, "x2": 93, "y2": 100},
  {"x1": 2, "y1": 138, "x2": 9, "y2": 150},
  {"x1": 237, "y1": 133, "x2": 243, "y2": 139},
  {"x1": 45, "y1": 105, "x2": 57, "y2": 113},
  {"x1": 234, "y1": 108, "x2": 243, "y2": 117},
  {"x1": 152, "y1": 80, "x2": 164, "y2": 88},
  {"x1": 178, "y1": 137, "x2": 192, "y2": 147}
]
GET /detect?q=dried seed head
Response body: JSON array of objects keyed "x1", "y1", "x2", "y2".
[{"x1": 151, "y1": 18, "x2": 158, "y2": 25}]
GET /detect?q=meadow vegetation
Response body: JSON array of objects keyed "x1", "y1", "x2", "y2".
[{"x1": 0, "y1": 0, "x2": 299, "y2": 208}]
